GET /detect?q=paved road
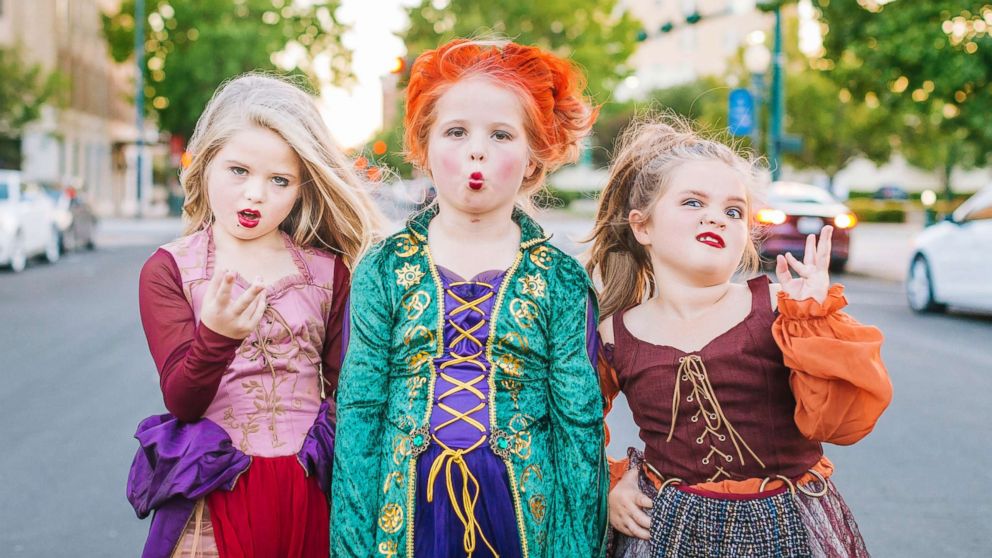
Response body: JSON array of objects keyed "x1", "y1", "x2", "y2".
[{"x1": 0, "y1": 216, "x2": 989, "y2": 557}]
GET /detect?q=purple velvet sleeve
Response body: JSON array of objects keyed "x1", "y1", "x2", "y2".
[{"x1": 586, "y1": 293, "x2": 599, "y2": 368}]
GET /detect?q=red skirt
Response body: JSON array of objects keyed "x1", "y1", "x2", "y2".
[{"x1": 205, "y1": 454, "x2": 328, "y2": 558}]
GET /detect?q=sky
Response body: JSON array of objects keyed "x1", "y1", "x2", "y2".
[{"x1": 317, "y1": 0, "x2": 418, "y2": 148}]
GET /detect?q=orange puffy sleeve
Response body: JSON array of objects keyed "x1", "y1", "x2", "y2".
[
  {"x1": 772, "y1": 284, "x2": 893, "y2": 446},
  {"x1": 598, "y1": 344, "x2": 631, "y2": 488}
]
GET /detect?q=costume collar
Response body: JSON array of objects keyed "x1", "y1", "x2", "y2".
[{"x1": 405, "y1": 204, "x2": 550, "y2": 249}]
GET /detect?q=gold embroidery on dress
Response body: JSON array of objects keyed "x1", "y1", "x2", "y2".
[
  {"x1": 378, "y1": 541, "x2": 398, "y2": 557},
  {"x1": 528, "y1": 495, "x2": 547, "y2": 523},
  {"x1": 393, "y1": 233, "x2": 419, "y2": 258},
  {"x1": 383, "y1": 471, "x2": 405, "y2": 494},
  {"x1": 509, "y1": 298, "x2": 539, "y2": 330},
  {"x1": 520, "y1": 464, "x2": 543, "y2": 493},
  {"x1": 401, "y1": 290, "x2": 431, "y2": 321},
  {"x1": 498, "y1": 332, "x2": 529, "y2": 354},
  {"x1": 529, "y1": 245, "x2": 553, "y2": 270},
  {"x1": 378, "y1": 503, "x2": 404, "y2": 534},
  {"x1": 671, "y1": 355, "x2": 766, "y2": 481},
  {"x1": 518, "y1": 274, "x2": 546, "y2": 298},
  {"x1": 404, "y1": 324, "x2": 435, "y2": 347},
  {"x1": 501, "y1": 378, "x2": 523, "y2": 409},
  {"x1": 406, "y1": 376, "x2": 427, "y2": 400},
  {"x1": 495, "y1": 353, "x2": 523, "y2": 377},
  {"x1": 396, "y1": 263, "x2": 425, "y2": 289}
]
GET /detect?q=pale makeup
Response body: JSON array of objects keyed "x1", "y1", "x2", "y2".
[
  {"x1": 631, "y1": 160, "x2": 751, "y2": 285},
  {"x1": 426, "y1": 78, "x2": 537, "y2": 220}
]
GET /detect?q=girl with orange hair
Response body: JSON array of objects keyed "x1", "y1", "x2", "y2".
[{"x1": 331, "y1": 39, "x2": 608, "y2": 558}]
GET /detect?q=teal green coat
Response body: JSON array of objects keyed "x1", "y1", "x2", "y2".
[{"x1": 331, "y1": 206, "x2": 608, "y2": 557}]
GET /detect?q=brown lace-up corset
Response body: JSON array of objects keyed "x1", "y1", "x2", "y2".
[{"x1": 611, "y1": 276, "x2": 822, "y2": 485}]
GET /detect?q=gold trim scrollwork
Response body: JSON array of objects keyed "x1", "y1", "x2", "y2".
[
  {"x1": 393, "y1": 233, "x2": 419, "y2": 258},
  {"x1": 509, "y1": 298, "x2": 539, "y2": 330},
  {"x1": 528, "y1": 495, "x2": 547, "y2": 524},
  {"x1": 378, "y1": 541, "x2": 398, "y2": 557},
  {"x1": 400, "y1": 290, "x2": 431, "y2": 321},
  {"x1": 378, "y1": 503, "x2": 404, "y2": 534},
  {"x1": 529, "y1": 245, "x2": 553, "y2": 270},
  {"x1": 395, "y1": 263, "x2": 426, "y2": 289},
  {"x1": 403, "y1": 324, "x2": 434, "y2": 347},
  {"x1": 382, "y1": 471, "x2": 405, "y2": 494},
  {"x1": 520, "y1": 464, "x2": 543, "y2": 493},
  {"x1": 518, "y1": 273, "x2": 546, "y2": 298}
]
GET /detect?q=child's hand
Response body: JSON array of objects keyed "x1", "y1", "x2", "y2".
[
  {"x1": 609, "y1": 467, "x2": 653, "y2": 540},
  {"x1": 775, "y1": 225, "x2": 833, "y2": 305},
  {"x1": 200, "y1": 270, "x2": 267, "y2": 340}
]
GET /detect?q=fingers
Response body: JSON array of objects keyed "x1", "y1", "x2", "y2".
[
  {"x1": 785, "y1": 252, "x2": 809, "y2": 276},
  {"x1": 803, "y1": 233, "x2": 816, "y2": 267},
  {"x1": 246, "y1": 290, "x2": 267, "y2": 325},
  {"x1": 637, "y1": 493, "x2": 654, "y2": 509},
  {"x1": 231, "y1": 277, "x2": 265, "y2": 315},
  {"x1": 775, "y1": 254, "x2": 792, "y2": 284},
  {"x1": 215, "y1": 271, "x2": 235, "y2": 307},
  {"x1": 818, "y1": 225, "x2": 833, "y2": 267}
]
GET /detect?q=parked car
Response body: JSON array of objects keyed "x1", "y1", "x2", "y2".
[
  {"x1": 37, "y1": 181, "x2": 98, "y2": 251},
  {"x1": 873, "y1": 184, "x2": 910, "y2": 201},
  {"x1": 906, "y1": 184, "x2": 992, "y2": 313},
  {"x1": 0, "y1": 170, "x2": 61, "y2": 272},
  {"x1": 755, "y1": 181, "x2": 858, "y2": 272}
]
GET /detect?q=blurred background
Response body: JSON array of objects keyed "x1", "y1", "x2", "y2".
[{"x1": 1, "y1": 1, "x2": 990, "y2": 556}]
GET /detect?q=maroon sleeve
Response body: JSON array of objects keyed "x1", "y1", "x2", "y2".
[
  {"x1": 320, "y1": 255, "x2": 351, "y2": 399},
  {"x1": 138, "y1": 249, "x2": 243, "y2": 422}
]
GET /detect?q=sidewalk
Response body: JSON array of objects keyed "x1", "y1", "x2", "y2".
[{"x1": 95, "y1": 217, "x2": 183, "y2": 248}]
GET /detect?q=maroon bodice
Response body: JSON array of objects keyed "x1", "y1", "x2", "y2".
[{"x1": 610, "y1": 276, "x2": 822, "y2": 485}]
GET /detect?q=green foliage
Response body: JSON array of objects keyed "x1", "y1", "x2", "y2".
[
  {"x1": 783, "y1": 69, "x2": 892, "y2": 180},
  {"x1": 102, "y1": 0, "x2": 351, "y2": 139},
  {"x1": 401, "y1": 0, "x2": 642, "y2": 102},
  {"x1": 813, "y1": 1, "x2": 992, "y2": 193},
  {"x1": 0, "y1": 46, "x2": 65, "y2": 168},
  {"x1": 590, "y1": 77, "x2": 731, "y2": 166}
]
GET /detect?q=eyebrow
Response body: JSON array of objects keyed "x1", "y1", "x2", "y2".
[
  {"x1": 436, "y1": 119, "x2": 521, "y2": 132},
  {"x1": 682, "y1": 189, "x2": 747, "y2": 205},
  {"x1": 222, "y1": 159, "x2": 297, "y2": 180}
]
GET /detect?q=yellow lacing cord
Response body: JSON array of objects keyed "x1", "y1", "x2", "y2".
[
  {"x1": 426, "y1": 436, "x2": 499, "y2": 558},
  {"x1": 423, "y1": 281, "x2": 499, "y2": 557},
  {"x1": 670, "y1": 355, "x2": 766, "y2": 468}
]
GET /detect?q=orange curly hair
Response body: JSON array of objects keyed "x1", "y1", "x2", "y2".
[{"x1": 404, "y1": 39, "x2": 598, "y2": 195}]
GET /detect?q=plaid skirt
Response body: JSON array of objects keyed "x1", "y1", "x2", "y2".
[{"x1": 610, "y1": 471, "x2": 870, "y2": 558}]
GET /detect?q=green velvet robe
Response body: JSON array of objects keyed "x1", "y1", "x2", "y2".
[{"x1": 330, "y1": 206, "x2": 607, "y2": 557}]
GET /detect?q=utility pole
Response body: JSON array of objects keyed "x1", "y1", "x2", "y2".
[
  {"x1": 767, "y1": 4, "x2": 785, "y2": 181},
  {"x1": 134, "y1": 0, "x2": 145, "y2": 216}
]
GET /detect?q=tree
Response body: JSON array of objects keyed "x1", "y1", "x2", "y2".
[
  {"x1": 782, "y1": 64, "x2": 893, "y2": 191},
  {"x1": 102, "y1": 0, "x2": 351, "y2": 140},
  {"x1": 401, "y1": 0, "x2": 642, "y2": 102},
  {"x1": 0, "y1": 46, "x2": 64, "y2": 169},
  {"x1": 813, "y1": 0, "x2": 992, "y2": 196},
  {"x1": 590, "y1": 77, "x2": 729, "y2": 166}
]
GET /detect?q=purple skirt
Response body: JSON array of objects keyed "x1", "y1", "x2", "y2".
[{"x1": 414, "y1": 444, "x2": 522, "y2": 558}]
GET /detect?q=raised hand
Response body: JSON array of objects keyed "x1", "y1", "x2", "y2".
[
  {"x1": 775, "y1": 225, "x2": 833, "y2": 305},
  {"x1": 199, "y1": 270, "x2": 267, "y2": 339},
  {"x1": 609, "y1": 467, "x2": 653, "y2": 540}
]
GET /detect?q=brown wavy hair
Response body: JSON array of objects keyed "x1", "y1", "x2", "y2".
[
  {"x1": 585, "y1": 115, "x2": 763, "y2": 319},
  {"x1": 404, "y1": 39, "x2": 597, "y2": 201},
  {"x1": 180, "y1": 73, "x2": 384, "y2": 267}
]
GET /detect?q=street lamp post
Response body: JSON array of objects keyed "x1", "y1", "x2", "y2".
[
  {"x1": 134, "y1": 0, "x2": 145, "y2": 217},
  {"x1": 744, "y1": 36, "x2": 771, "y2": 156},
  {"x1": 768, "y1": 6, "x2": 785, "y2": 181}
]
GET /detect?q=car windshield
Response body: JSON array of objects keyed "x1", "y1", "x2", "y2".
[{"x1": 768, "y1": 186, "x2": 836, "y2": 205}]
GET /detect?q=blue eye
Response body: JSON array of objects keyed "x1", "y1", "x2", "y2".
[
  {"x1": 683, "y1": 199, "x2": 702, "y2": 208},
  {"x1": 230, "y1": 166, "x2": 248, "y2": 176},
  {"x1": 727, "y1": 208, "x2": 743, "y2": 219},
  {"x1": 272, "y1": 176, "x2": 290, "y2": 187}
]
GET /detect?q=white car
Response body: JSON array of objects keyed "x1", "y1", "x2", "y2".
[
  {"x1": 0, "y1": 170, "x2": 61, "y2": 273},
  {"x1": 906, "y1": 185, "x2": 992, "y2": 313}
]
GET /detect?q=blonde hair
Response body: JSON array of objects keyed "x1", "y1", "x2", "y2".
[
  {"x1": 585, "y1": 115, "x2": 763, "y2": 319},
  {"x1": 180, "y1": 73, "x2": 384, "y2": 266}
]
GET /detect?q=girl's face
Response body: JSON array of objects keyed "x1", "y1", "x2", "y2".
[
  {"x1": 631, "y1": 160, "x2": 751, "y2": 283},
  {"x1": 206, "y1": 125, "x2": 302, "y2": 244},
  {"x1": 426, "y1": 78, "x2": 536, "y2": 217}
]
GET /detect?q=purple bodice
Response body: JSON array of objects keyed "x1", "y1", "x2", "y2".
[{"x1": 429, "y1": 267, "x2": 507, "y2": 450}]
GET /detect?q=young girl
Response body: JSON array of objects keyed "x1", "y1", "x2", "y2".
[
  {"x1": 126, "y1": 73, "x2": 383, "y2": 558},
  {"x1": 331, "y1": 39, "x2": 608, "y2": 558},
  {"x1": 586, "y1": 118, "x2": 892, "y2": 557}
]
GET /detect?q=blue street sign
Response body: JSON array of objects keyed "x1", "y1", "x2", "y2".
[{"x1": 728, "y1": 88, "x2": 754, "y2": 136}]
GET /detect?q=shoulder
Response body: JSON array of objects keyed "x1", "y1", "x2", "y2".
[
  {"x1": 537, "y1": 243, "x2": 591, "y2": 287},
  {"x1": 597, "y1": 314, "x2": 615, "y2": 346},
  {"x1": 140, "y1": 248, "x2": 180, "y2": 285}
]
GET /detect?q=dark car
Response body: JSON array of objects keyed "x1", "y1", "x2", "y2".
[
  {"x1": 756, "y1": 181, "x2": 857, "y2": 272},
  {"x1": 873, "y1": 184, "x2": 910, "y2": 201},
  {"x1": 39, "y1": 182, "x2": 98, "y2": 252}
]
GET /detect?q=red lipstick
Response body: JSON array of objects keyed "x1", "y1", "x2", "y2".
[
  {"x1": 695, "y1": 232, "x2": 725, "y2": 249},
  {"x1": 468, "y1": 171, "x2": 484, "y2": 190},
  {"x1": 238, "y1": 208, "x2": 261, "y2": 228}
]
